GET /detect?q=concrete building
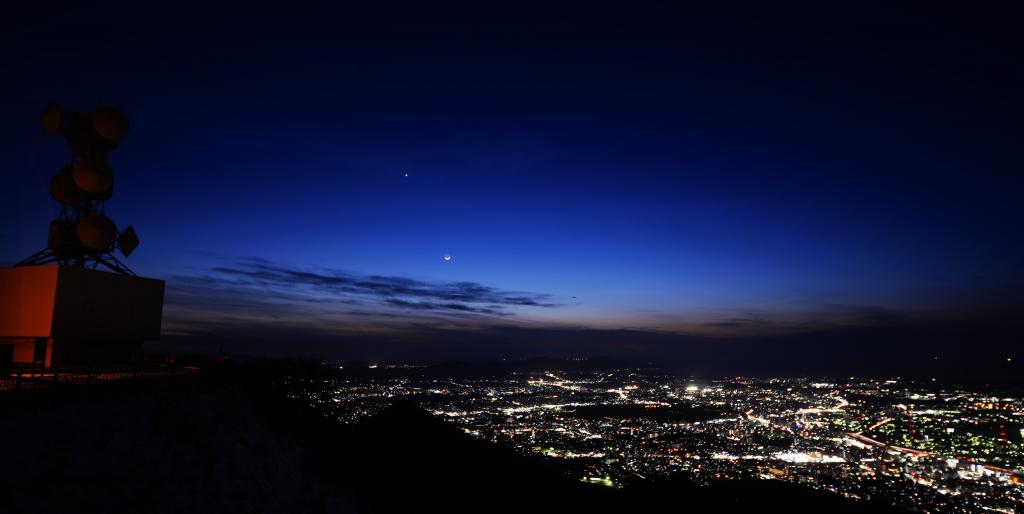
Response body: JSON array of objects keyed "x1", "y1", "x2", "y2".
[{"x1": 0, "y1": 265, "x2": 164, "y2": 370}]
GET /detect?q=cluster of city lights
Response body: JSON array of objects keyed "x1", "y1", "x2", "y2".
[{"x1": 284, "y1": 368, "x2": 1023, "y2": 513}]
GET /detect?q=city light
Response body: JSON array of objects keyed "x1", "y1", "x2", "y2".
[{"x1": 284, "y1": 369, "x2": 1024, "y2": 513}]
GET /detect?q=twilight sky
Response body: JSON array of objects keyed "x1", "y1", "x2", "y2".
[{"x1": 2, "y1": 3, "x2": 1022, "y2": 373}]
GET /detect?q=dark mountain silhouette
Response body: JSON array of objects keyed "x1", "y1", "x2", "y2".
[
  {"x1": 318, "y1": 399, "x2": 613, "y2": 512},
  {"x1": 0, "y1": 366, "x2": 910, "y2": 513},
  {"x1": 0, "y1": 378, "x2": 358, "y2": 514},
  {"x1": 299, "y1": 399, "x2": 910, "y2": 514}
]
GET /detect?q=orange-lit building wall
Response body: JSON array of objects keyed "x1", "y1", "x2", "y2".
[
  {"x1": 0, "y1": 266, "x2": 59, "y2": 337},
  {"x1": 0, "y1": 265, "x2": 163, "y2": 368}
]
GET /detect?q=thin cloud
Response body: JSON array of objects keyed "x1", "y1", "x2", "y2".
[
  {"x1": 208, "y1": 257, "x2": 557, "y2": 308},
  {"x1": 384, "y1": 299, "x2": 509, "y2": 316},
  {"x1": 698, "y1": 303, "x2": 905, "y2": 335},
  {"x1": 163, "y1": 256, "x2": 558, "y2": 336}
]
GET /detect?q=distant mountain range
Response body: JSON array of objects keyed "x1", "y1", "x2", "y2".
[{"x1": 328, "y1": 356, "x2": 652, "y2": 379}]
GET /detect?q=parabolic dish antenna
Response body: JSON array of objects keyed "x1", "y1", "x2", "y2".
[
  {"x1": 41, "y1": 102, "x2": 62, "y2": 136},
  {"x1": 76, "y1": 213, "x2": 118, "y2": 251},
  {"x1": 71, "y1": 158, "x2": 114, "y2": 194},
  {"x1": 91, "y1": 106, "x2": 130, "y2": 141}
]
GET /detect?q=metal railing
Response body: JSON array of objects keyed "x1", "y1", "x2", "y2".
[{"x1": 0, "y1": 363, "x2": 196, "y2": 393}]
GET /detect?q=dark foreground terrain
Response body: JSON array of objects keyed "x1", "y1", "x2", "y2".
[{"x1": 0, "y1": 366, "x2": 908, "y2": 513}]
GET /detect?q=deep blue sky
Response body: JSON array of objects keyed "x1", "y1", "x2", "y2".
[{"x1": 2, "y1": 3, "x2": 1022, "y2": 372}]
